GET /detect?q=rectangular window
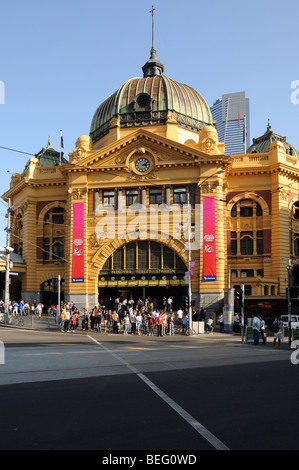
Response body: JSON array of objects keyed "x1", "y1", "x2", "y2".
[
  {"x1": 257, "y1": 230, "x2": 263, "y2": 255},
  {"x1": 43, "y1": 238, "x2": 50, "y2": 260},
  {"x1": 244, "y1": 285, "x2": 252, "y2": 296},
  {"x1": 240, "y1": 236, "x2": 253, "y2": 255},
  {"x1": 241, "y1": 269, "x2": 254, "y2": 278},
  {"x1": 231, "y1": 240, "x2": 237, "y2": 255},
  {"x1": 125, "y1": 243, "x2": 136, "y2": 269},
  {"x1": 173, "y1": 187, "x2": 186, "y2": 204},
  {"x1": 138, "y1": 241, "x2": 149, "y2": 269},
  {"x1": 163, "y1": 246, "x2": 174, "y2": 269},
  {"x1": 114, "y1": 248, "x2": 124, "y2": 270},
  {"x1": 149, "y1": 188, "x2": 162, "y2": 205},
  {"x1": 126, "y1": 189, "x2": 138, "y2": 206},
  {"x1": 240, "y1": 206, "x2": 253, "y2": 217},
  {"x1": 52, "y1": 214, "x2": 64, "y2": 225},
  {"x1": 102, "y1": 190, "x2": 115, "y2": 207},
  {"x1": 264, "y1": 285, "x2": 269, "y2": 295},
  {"x1": 150, "y1": 243, "x2": 161, "y2": 269},
  {"x1": 231, "y1": 232, "x2": 237, "y2": 255}
]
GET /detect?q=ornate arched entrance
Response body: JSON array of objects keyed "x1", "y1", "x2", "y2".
[{"x1": 97, "y1": 240, "x2": 188, "y2": 310}]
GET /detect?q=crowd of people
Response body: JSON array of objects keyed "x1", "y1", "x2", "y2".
[
  {"x1": 52, "y1": 298, "x2": 192, "y2": 336},
  {"x1": 0, "y1": 299, "x2": 44, "y2": 317},
  {"x1": 1, "y1": 296, "x2": 285, "y2": 346}
]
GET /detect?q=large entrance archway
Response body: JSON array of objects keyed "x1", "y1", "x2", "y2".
[{"x1": 98, "y1": 241, "x2": 188, "y2": 310}]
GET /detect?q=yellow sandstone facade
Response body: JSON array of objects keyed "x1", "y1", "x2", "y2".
[{"x1": 2, "y1": 51, "x2": 299, "y2": 320}]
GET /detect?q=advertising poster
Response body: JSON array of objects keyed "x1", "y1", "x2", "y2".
[
  {"x1": 72, "y1": 202, "x2": 84, "y2": 283},
  {"x1": 202, "y1": 197, "x2": 216, "y2": 281}
]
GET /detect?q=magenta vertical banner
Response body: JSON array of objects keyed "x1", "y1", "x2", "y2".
[
  {"x1": 72, "y1": 202, "x2": 84, "y2": 283},
  {"x1": 202, "y1": 197, "x2": 216, "y2": 281}
]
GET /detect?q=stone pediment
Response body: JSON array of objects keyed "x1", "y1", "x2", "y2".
[{"x1": 68, "y1": 129, "x2": 223, "y2": 174}]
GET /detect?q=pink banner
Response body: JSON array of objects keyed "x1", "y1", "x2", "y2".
[
  {"x1": 72, "y1": 202, "x2": 84, "y2": 283},
  {"x1": 202, "y1": 197, "x2": 216, "y2": 281}
]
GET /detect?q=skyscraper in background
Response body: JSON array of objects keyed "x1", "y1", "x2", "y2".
[{"x1": 210, "y1": 92, "x2": 250, "y2": 155}]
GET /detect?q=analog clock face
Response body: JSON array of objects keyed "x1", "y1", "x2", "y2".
[{"x1": 135, "y1": 157, "x2": 150, "y2": 173}]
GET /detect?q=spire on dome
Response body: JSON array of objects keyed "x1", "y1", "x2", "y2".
[{"x1": 142, "y1": 5, "x2": 164, "y2": 77}]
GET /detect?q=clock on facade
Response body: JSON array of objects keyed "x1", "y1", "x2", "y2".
[{"x1": 135, "y1": 157, "x2": 150, "y2": 173}]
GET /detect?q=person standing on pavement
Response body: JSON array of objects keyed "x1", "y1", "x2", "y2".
[
  {"x1": 64, "y1": 307, "x2": 71, "y2": 332},
  {"x1": 157, "y1": 311, "x2": 163, "y2": 337},
  {"x1": 252, "y1": 314, "x2": 261, "y2": 345},
  {"x1": 112, "y1": 310, "x2": 119, "y2": 334},
  {"x1": 148, "y1": 312, "x2": 154, "y2": 336},
  {"x1": 260, "y1": 316, "x2": 266, "y2": 344},
  {"x1": 123, "y1": 313, "x2": 130, "y2": 335},
  {"x1": 182, "y1": 312, "x2": 189, "y2": 335},
  {"x1": 168, "y1": 312, "x2": 175, "y2": 336},
  {"x1": 131, "y1": 310, "x2": 137, "y2": 335},
  {"x1": 273, "y1": 316, "x2": 283, "y2": 349}
]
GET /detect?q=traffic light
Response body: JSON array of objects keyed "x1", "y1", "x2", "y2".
[
  {"x1": 234, "y1": 288, "x2": 243, "y2": 308},
  {"x1": 183, "y1": 295, "x2": 189, "y2": 308}
]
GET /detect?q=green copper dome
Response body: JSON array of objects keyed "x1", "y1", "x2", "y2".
[
  {"x1": 90, "y1": 71, "x2": 213, "y2": 143},
  {"x1": 35, "y1": 137, "x2": 68, "y2": 167},
  {"x1": 247, "y1": 120, "x2": 299, "y2": 158}
]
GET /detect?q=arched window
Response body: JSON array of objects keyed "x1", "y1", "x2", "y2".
[
  {"x1": 101, "y1": 242, "x2": 186, "y2": 273},
  {"x1": 292, "y1": 201, "x2": 299, "y2": 220}
]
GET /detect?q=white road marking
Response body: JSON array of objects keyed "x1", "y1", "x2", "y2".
[{"x1": 87, "y1": 335, "x2": 229, "y2": 451}]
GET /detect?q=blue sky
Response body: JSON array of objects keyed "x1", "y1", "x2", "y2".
[{"x1": 0, "y1": 0, "x2": 298, "y2": 246}]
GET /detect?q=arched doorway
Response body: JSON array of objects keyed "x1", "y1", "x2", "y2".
[{"x1": 98, "y1": 241, "x2": 188, "y2": 310}]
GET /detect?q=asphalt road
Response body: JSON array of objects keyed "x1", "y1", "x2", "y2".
[{"x1": 0, "y1": 327, "x2": 297, "y2": 451}]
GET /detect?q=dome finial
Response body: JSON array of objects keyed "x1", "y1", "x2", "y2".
[
  {"x1": 142, "y1": 5, "x2": 164, "y2": 77},
  {"x1": 267, "y1": 118, "x2": 272, "y2": 131},
  {"x1": 150, "y1": 5, "x2": 156, "y2": 59}
]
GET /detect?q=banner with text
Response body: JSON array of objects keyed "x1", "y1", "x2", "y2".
[
  {"x1": 72, "y1": 202, "x2": 84, "y2": 283},
  {"x1": 202, "y1": 197, "x2": 216, "y2": 281}
]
